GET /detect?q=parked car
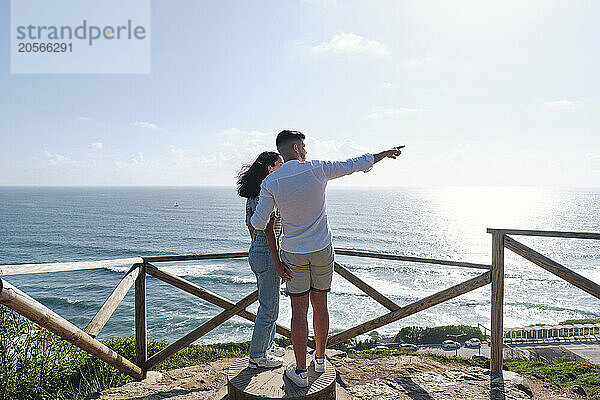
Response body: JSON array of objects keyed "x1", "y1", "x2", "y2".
[
  {"x1": 400, "y1": 343, "x2": 418, "y2": 352},
  {"x1": 465, "y1": 338, "x2": 481, "y2": 347},
  {"x1": 442, "y1": 340, "x2": 460, "y2": 349}
]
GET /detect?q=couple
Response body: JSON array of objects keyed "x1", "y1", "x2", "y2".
[{"x1": 237, "y1": 130, "x2": 403, "y2": 388}]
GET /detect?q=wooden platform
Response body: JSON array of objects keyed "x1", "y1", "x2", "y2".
[{"x1": 227, "y1": 349, "x2": 336, "y2": 400}]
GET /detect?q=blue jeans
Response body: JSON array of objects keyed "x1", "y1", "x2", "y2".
[{"x1": 248, "y1": 233, "x2": 280, "y2": 358}]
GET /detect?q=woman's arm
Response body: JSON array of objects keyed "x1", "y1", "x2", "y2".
[
  {"x1": 265, "y1": 216, "x2": 292, "y2": 282},
  {"x1": 246, "y1": 199, "x2": 254, "y2": 239}
]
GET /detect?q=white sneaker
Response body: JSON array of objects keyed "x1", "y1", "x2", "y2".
[
  {"x1": 285, "y1": 363, "x2": 308, "y2": 388},
  {"x1": 267, "y1": 343, "x2": 286, "y2": 357},
  {"x1": 313, "y1": 354, "x2": 326, "y2": 373},
  {"x1": 248, "y1": 354, "x2": 283, "y2": 369}
]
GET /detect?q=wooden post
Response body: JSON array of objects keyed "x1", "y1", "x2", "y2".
[
  {"x1": 0, "y1": 278, "x2": 143, "y2": 380},
  {"x1": 490, "y1": 232, "x2": 505, "y2": 373},
  {"x1": 135, "y1": 263, "x2": 147, "y2": 379}
]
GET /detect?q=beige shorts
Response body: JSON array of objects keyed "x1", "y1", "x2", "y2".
[{"x1": 280, "y1": 244, "x2": 334, "y2": 296}]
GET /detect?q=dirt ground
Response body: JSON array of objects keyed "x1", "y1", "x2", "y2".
[
  {"x1": 88, "y1": 353, "x2": 586, "y2": 400},
  {"x1": 330, "y1": 354, "x2": 583, "y2": 400}
]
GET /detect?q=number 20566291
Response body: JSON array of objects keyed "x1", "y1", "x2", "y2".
[{"x1": 18, "y1": 43, "x2": 72, "y2": 52}]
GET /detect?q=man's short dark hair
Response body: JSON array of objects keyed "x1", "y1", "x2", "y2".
[{"x1": 276, "y1": 130, "x2": 305, "y2": 151}]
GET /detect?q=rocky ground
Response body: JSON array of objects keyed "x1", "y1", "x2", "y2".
[
  {"x1": 88, "y1": 352, "x2": 586, "y2": 400},
  {"x1": 330, "y1": 353, "x2": 582, "y2": 400}
]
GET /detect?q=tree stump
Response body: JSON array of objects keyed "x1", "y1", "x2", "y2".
[{"x1": 227, "y1": 349, "x2": 336, "y2": 400}]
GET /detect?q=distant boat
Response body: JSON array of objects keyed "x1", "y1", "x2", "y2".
[{"x1": 173, "y1": 202, "x2": 179, "y2": 207}]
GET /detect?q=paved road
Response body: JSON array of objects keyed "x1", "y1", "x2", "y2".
[
  {"x1": 417, "y1": 344, "x2": 488, "y2": 358},
  {"x1": 511, "y1": 341, "x2": 600, "y2": 364},
  {"x1": 416, "y1": 340, "x2": 600, "y2": 364}
]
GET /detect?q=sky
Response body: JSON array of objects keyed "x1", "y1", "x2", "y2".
[{"x1": 1, "y1": 0, "x2": 599, "y2": 187}]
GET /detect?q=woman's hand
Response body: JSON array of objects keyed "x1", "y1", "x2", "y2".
[{"x1": 275, "y1": 260, "x2": 293, "y2": 282}]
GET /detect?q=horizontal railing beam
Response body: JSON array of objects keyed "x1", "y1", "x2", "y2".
[
  {"x1": 335, "y1": 249, "x2": 491, "y2": 270},
  {"x1": 504, "y1": 235, "x2": 600, "y2": 300},
  {"x1": 145, "y1": 250, "x2": 492, "y2": 270},
  {"x1": 142, "y1": 252, "x2": 248, "y2": 262},
  {"x1": 487, "y1": 228, "x2": 600, "y2": 240},
  {"x1": 0, "y1": 257, "x2": 144, "y2": 276}
]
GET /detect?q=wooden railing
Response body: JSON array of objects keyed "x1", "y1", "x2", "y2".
[
  {"x1": 1, "y1": 228, "x2": 598, "y2": 380},
  {"x1": 487, "y1": 228, "x2": 600, "y2": 373}
]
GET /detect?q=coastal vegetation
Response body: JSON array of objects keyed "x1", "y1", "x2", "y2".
[
  {"x1": 0, "y1": 304, "x2": 248, "y2": 400},
  {"x1": 505, "y1": 358, "x2": 600, "y2": 398},
  {"x1": 2, "y1": 305, "x2": 599, "y2": 399},
  {"x1": 393, "y1": 324, "x2": 485, "y2": 344},
  {"x1": 559, "y1": 318, "x2": 600, "y2": 325}
]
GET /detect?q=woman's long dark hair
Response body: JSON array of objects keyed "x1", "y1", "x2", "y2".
[{"x1": 237, "y1": 151, "x2": 280, "y2": 199}]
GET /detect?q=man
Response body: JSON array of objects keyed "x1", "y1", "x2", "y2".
[{"x1": 250, "y1": 130, "x2": 403, "y2": 388}]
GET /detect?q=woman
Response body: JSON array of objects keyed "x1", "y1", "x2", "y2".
[{"x1": 237, "y1": 151, "x2": 286, "y2": 368}]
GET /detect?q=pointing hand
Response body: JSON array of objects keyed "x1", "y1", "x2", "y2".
[{"x1": 385, "y1": 145, "x2": 405, "y2": 159}]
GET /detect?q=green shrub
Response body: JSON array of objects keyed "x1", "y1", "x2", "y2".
[
  {"x1": 331, "y1": 338, "x2": 378, "y2": 352},
  {"x1": 0, "y1": 304, "x2": 117, "y2": 400},
  {"x1": 274, "y1": 337, "x2": 292, "y2": 348},
  {"x1": 0, "y1": 305, "x2": 249, "y2": 400},
  {"x1": 559, "y1": 318, "x2": 600, "y2": 325},
  {"x1": 394, "y1": 325, "x2": 483, "y2": 345}
]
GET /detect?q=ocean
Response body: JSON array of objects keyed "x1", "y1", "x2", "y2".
[{"x1": 1, "y1": 186, "x2": 599, "y2": 344}]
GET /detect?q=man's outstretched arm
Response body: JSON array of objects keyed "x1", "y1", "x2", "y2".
[
  {"x1": 321, "y1": 154, "x2": 374, "y2": 180},
  {"x1": 321, "y1": 145, "x2": 405, "y2": 181}
]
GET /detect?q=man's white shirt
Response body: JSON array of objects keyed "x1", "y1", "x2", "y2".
[{"x1": 250, "y1": 154, "x2": 374, "y2": 254}]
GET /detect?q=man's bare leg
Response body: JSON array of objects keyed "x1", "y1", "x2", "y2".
[
  {"x1": 310, "y1": 291, "x2": 329, "y2": 358},
  {"x1": 290, "y1": 294, "x2": 309, "y2": 370}
]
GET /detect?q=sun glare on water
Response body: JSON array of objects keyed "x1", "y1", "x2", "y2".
[{"x1": 435, "y1": 186, "x2": 551, "y2": 234}]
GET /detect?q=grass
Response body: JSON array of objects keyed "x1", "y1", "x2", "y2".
[
  {"x1": 149, "y1": 339, "x2": 250, "y2": 370},
  {"x1": 506, "y1": 358, "x2": 600, "y2": 398}
]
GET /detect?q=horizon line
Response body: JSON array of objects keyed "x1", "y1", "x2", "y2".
[{"x1": 0, "y1": 184, "x2": 598, "y2": 189}]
